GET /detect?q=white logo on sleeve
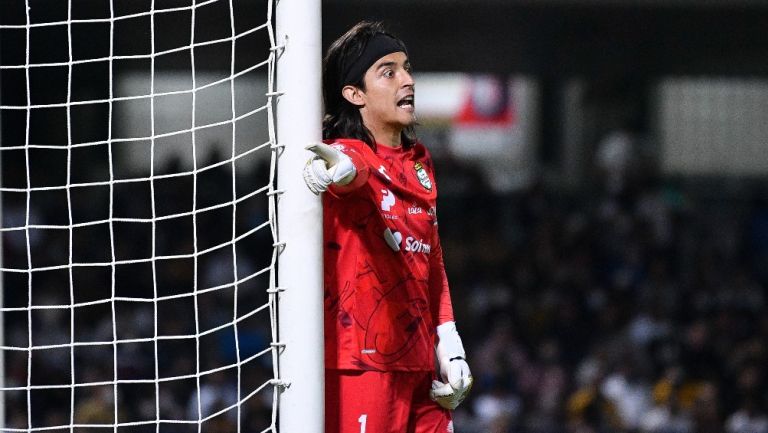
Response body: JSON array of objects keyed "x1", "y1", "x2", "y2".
[
  {"x1": 380, "y1": 189, "x2": 395, "y2": 211},
  {"x1": 378, "y1": 165, "x2": 392, "y2": 182}
]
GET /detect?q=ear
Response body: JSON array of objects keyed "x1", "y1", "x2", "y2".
[{"x1": 341, "y1": 85, "x2": 365, "y2": 107}]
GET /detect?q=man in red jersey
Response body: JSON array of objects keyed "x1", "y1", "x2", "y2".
[{"x1": 302, "y1": 21, "x2": 472, "y2": 433}]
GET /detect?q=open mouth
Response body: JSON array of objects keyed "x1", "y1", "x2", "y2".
[{"x1": 397, "y1": 94, "x2": 415, "y2": 109}]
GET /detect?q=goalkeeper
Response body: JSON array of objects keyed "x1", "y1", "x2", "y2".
[{"x1": 302, "y1": 21, "x2": 472, "y2": 433}]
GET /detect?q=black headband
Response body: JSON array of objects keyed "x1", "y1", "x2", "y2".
[{"x1": 341, "y1": 33, "x2": 406, "y2": 86}]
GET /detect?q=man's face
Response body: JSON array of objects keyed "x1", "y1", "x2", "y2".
[{"x1": 358, "y1": 51, "x2": 415, "y2": 133}]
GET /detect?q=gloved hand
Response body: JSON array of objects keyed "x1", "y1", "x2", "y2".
[
  {"x1": 430, "y1": 321, "x2": 473, "y2": 410},
  {"x1": 302, "y1": 142, "x2": 356, "y2": 194}
]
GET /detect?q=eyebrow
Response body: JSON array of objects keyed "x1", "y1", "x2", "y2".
[{"x1": 375, "y1": 59, "x2": 410, "y2": 71}]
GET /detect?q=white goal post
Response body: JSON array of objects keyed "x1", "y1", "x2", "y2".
[
  {"x1": 0, "y1": 0, "x2": 323, "y2": 431},
  {"x1": 275, "y1": 0, "x2": 325, "y2": 432}
]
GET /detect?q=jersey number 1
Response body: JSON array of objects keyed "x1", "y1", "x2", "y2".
[{"x1": 358, "y1": 414, "x2": 367, "y2": 433}]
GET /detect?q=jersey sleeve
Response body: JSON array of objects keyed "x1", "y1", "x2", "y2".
[
  {"x1": 423, "y1": 147, "x2": 454, "y2": 328},
  {"x1": 428, "y1": 225, "x2": 455, "y2": 328}
]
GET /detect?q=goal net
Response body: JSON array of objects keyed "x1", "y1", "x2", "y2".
[{"x1": 0, "y1": 0, "x2": 322, "y2": 431}]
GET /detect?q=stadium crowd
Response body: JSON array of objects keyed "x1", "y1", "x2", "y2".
[
  {"x1": 3, "y1": 138, "x2": 768, "y2": 432},
  {"x1": 439, "y1": 142, "x2": 768, "y2": 433}
]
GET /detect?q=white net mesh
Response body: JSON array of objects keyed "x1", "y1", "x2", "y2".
[{"x1": 0, "y1": 1, "x2": 282, "y2": 431}]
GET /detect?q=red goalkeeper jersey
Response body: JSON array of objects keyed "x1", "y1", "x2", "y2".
[{"x1": 323, "y1": 138, "x2": 455, "y2": 372}]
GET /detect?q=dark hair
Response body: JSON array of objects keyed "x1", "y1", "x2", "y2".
[{"x1": 322, "y1": 21, "x2": 416, "y2": 151}]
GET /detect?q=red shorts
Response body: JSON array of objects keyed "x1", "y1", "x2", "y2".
[{"x1": 325, "y1": 369, "x2": 453, "y2": 433}]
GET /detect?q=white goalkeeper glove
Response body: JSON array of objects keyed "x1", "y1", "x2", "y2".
[
  {"x1": 430, "y1": 321, "x2": 473, "y2": 410},
  {"x1": 302, "y1": 142, "x2": 356, "y2": 195}
]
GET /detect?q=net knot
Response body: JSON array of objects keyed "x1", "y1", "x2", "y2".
[{"x1": 270, "y1": 378, "x2": 291, "y2": 390}]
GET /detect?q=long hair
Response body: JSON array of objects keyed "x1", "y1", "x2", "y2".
[{"x1": 322, "y1": 21, "x2": 416, "y2": 151}]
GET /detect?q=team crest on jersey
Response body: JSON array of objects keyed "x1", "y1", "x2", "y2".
[{"x1": 413, "y1": 162, "x2": 432, "y2": 191}]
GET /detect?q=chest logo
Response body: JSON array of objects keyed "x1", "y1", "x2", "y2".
[
  {"x1": 380, "y1": 189, "x2": 396, "y2": 211},
  {"x1": 414, "y1": 162, "x2": 432, "y2": 191}
]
